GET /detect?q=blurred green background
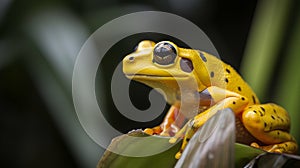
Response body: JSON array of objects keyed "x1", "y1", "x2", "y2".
[{"x1": 1, "y1": 0, "x2": 299, "y2": 167}]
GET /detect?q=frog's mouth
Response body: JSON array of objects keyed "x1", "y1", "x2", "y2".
[{"x1": 125, "y1": 74, "x2": 189, "y2": 79}]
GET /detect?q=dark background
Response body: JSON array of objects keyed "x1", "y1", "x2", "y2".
[{"x1": 1, "y1": 0, "x2": 299, "y2": 167}]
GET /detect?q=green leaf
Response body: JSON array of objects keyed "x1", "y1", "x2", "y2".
[
  {"x1": 235, "y1": 143, "x2": 264, "y2": 167},
  {"x1": 97, "y1": 130, "x2": 268, "y2": 168},
  {"x1": 97, "y1": 130, "x2": 182, "y2": 168}
]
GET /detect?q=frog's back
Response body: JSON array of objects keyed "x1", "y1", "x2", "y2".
[{"x1": 198, "y1": 51, "x2": 259, "y2": 106}]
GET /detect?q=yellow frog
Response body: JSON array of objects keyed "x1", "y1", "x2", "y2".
[{"x1": 122, "y1": 40, "x2": 298, "y2": 159}]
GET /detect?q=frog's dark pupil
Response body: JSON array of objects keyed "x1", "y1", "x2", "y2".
[
  {"x1": 180, "y1": 58, "x2": 194, "y2": 73},
  {"x1": 153, "y1": 43, "x2": 177, "y2": 65}
]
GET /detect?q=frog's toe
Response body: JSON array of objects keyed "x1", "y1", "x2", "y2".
[
  {"x1": 175, "y1": 151, "x2": 182, "y2": 159},
  {"x1": 250, "y1": 142, "x2": 277, "y2": 152},
  {"x1": 143, "y1": 126, "x2": 162, "y2": 135},
  {"x1": 143, "y1": 128, "x2": 154, "y2": 135},
  {"x1": 169, "y1": 137, "x2": 178, "y2": 144},
  {"x1": 250, "y1": 142, "x2": 260, "y2": 148}
]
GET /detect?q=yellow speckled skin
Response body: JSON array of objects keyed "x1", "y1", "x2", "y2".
[{"x1": 123, "y1": 40, "x2": 298, "y2": 158}]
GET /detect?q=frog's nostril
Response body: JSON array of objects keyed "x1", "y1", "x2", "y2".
[{"x1": 128, "y1": 56, "x2": 135, "y2": 62}]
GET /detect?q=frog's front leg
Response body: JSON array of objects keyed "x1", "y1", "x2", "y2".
[
  {"x1": 242, "y1": 103, "x2": 298, "y2": 154},
  {"x1": 144, "y1": 105, "x2": 185, "y2": 136},
  {"x1": 170, "y1": 86, "x2": 249, "y2": 159}
]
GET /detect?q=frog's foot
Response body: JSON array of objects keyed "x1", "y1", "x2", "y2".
[
  {"x1": 251, "y1": 141, "x2": 298, "y2": 154},
  {"x1": 144, "y1": 124, "x2": 181, "y2": 137},
  {"x1": 143, "y1": 126, "x2": 162, "y2": 135},
  {"x1": 169, "y1": 122, "x2": 194, "y2": 159},
  {"x1": 171, "y1": 125, "x2": 196, "y2": 159},
  {"x1": 172, "y1": 143, "x2": 184, "y2": 159}
]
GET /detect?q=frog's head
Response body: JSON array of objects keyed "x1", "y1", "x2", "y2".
[{"x1": 123, "y1": 40, "x2": 210, "y2": 105}]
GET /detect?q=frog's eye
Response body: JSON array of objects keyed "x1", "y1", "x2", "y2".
[{"x1": 153, "y1": 42, "x2": 177, "y2": 65}]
